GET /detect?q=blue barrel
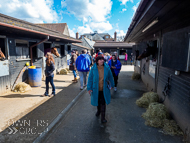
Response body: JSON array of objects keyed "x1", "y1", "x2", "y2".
[{"x1": 28, "y1": 67, "x2": 42, "y2": 87}]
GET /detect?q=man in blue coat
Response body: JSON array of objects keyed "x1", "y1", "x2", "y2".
[
  {"x1": 108, "y1": 55, "x2": 122, "y2": 91},
  {"x1": 76, "y1": 49, "x2": 91, "y2": 90}
]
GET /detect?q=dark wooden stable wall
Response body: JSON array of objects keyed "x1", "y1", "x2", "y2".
[
  {"x1": 157, "y1": 66, "x2": 190, "y2": 138},
  {"x1": 0, "y1": 37, "x2": 69, "y2": 95},
  {"x1": 134, "y1": 26, "x2": 190, "y2": 140}
]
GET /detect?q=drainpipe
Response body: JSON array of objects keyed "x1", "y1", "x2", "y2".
[{"x1": 30, "y1": 36, "x2": 49, "y2": 66}]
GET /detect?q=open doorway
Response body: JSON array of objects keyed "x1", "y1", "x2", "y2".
[
  {"x1": 61, "y1": 45, "x2": 65, "y2": 56},
  {"x1": 0, "y1": 38, "x2": 6, "y2": 60},
  {"x1": 29, "y1": 42, "x2": 37, "y2": 59},
  {"x1": 119, "y1": 50, "x2": 126, "y2": 55},
  {"x1": 67, "y1": 45, "x2": 71, "y2": 54},
  {"x1": 44, "y1": 43, "x2": 51, "y2": 56}
]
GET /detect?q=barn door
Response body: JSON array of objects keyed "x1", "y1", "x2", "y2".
[
  {"x1": 0, "y1": 37, "x2": 10, "y2": 94},
  {"x1": 0, "y1": 37, "x2": 9, "y2": 77}
]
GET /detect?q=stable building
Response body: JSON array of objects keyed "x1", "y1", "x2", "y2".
[
  {"x1": 0, "y1": 13, "x2": 81, "y2": 95},
  {"x1": 124, "y1": 0, "x2": 190, "y2": 141},
  {"x1": 94, "y1": 41, "x2": 134, "y2": 64}
]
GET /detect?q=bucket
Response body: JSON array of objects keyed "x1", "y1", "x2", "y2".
[{"x1": 28, "y1": 67, "x2": 42, "y2": 87}]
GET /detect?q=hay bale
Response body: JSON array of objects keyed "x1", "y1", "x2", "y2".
[
  {"x1": 162, "y1": 119, "x2": 183, "y2": 136},
  {"x1": 142, "y1": 102, "x2": 170, "y2": 128},
  {"x1": 131, "y1": 72, "x2": 141, "y2": 80},
  {"x1": 14, "y1": 82, "x2": 32, "y2": 93},
  {"x1": 60, "y1": 69, "x2": 68, "y2": 75},
  {"x1": 136, "y1": 92, "x2": 159, "y2": 108}
]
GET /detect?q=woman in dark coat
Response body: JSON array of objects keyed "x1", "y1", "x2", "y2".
[
  {"x1": 69, "y1": 50, "x2": 78, "y2": 82},
  {"x1": 41, "y1": 52, "x2": 55, "y2": 97}
]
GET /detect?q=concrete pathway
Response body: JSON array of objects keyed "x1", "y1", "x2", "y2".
[
  {"x1": 44, "y1": 65, "x2": 183, "y2": 143},
  {"x1": 0, "y1": 71, "x2": 81, "y2": 142}
]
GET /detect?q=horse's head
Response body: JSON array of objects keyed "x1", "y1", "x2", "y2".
[
  {"x1": 51, "y1": 47, "x2": 60, "y2": 57},
  {"x1": 137, "y1": 44, "x2": 157, "y2": 60},
  {"x1": 0, "y1": 48, "x2": 5, "y2": 60}
]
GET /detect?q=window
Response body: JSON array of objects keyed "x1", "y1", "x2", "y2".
[
  {"x1": 105, "y1": 35, "x2": 109, "y2": 39},
  {"x1": 16, "y1": 40, "x2": 29, "y2": 59},
  {"x1": 61, "y1": 45, "x2": 65, "y2": 56}
]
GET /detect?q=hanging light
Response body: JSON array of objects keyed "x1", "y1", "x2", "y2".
[{"x1": 142, "y1": 18, "x2": 159, "y2": 33}]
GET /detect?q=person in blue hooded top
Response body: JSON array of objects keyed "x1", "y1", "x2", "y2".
[
  {"x1": 76, "y1": 49, "x2": 91, "y2": 90},
  {"x1": 108, "y1": 55, "x2": 122, "y2": 92},
  {"x1": 87, "y1": 55, "x2": 114, "y2": 123}
]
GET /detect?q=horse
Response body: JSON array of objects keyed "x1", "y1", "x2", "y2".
[
  {"x1": 0, "y1": 48, "x2": 5, "y2": 61},
  {"x1": 137, "y1": 44, "x2": 157, "y2": 60},
  {"x1": 51, "y1": 47, "x2": 60, "y2": 57}
]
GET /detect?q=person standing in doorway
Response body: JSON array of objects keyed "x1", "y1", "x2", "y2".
[
  {"x1": 69, "y1": 50, "x2": 78, "y2": 82},
  {"x1": 124, "y1": 53, "x2": 128, "y2": 65},
  {"x1": 87, "y1": 56, "x2": 114, "y2": 123},
  {"x1": 41, "y1": 52, "x2": 56, "y2": 97},
  {"x1": 76, "y1": 49, "x2": 91, "y2": 90},
  {"x1": 108, "y1": 55, "x2": 122, "y2": 91},
  {"x1": 130, "y1": 53, "x2": 134, "y2": 65}
]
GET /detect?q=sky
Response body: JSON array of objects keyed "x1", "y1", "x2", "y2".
[{"x1": 0, "y1": 0, "x2": 140, "y2": 38}]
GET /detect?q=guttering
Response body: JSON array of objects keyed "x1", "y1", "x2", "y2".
[
  {"x1": 30, "y1": 36, "x2": 49, "y2": 66},
  {"x1": 50, "y1": 34, "x2": 82, "y2": 43}
]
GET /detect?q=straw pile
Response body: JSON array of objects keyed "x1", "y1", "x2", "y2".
[
  {"x1": 65, "y1": 68, "x2": 69, "y2": 71},
  {"x1": 65, "y1": 68, "x2": 72, "y2": 73},
  {"x1": 162, "y1": 119, "x2": 183, "y2": 136},
  {"x1": 136, "y1": 92, "x2": 159, "y2": 108},
  {"x1": 131, "y1": 72, "x2": 141, "y2": 80},
  {"x1": 142, "y1": 102, "x2": 170, "y2": 128},
  {"x1": 14, "y1": 82, "x2": 32, "y2": 93},
  {"x1": 60, "y1": 69, "x2": 68, "y2": 75}
]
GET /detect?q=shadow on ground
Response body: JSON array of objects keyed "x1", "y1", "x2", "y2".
[{"x1": 0, "y1": 81, "x2": 82, "y2": 143}]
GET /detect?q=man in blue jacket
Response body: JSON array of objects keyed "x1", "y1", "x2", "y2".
[
  {"x1": 76, "y1": 49, "x2": 91, "y2": 90},
  {"x1": 108, "y1": 55, "x2": 122, "y2": 91}
]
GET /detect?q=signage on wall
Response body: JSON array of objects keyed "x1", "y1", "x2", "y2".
[
  {"x1": 137, "y1": 61, "x2": 140, "y2": 67},
  {"x1": 119, "y1": 55, "x2": 125, "y2": 59},
  {"x1": 149, "y1": 60, "x2": 157, "y2": 78},
  {"x1": 67, "y1": 54, "x2": 71, "y2": 66}
]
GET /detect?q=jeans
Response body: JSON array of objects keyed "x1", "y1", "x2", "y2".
[
  {"x1": 78, "y1": 71, "x2": 87, "y2": 87},
  {"x1": 112, "y1": 72, "x2": 119, "y2": 87},
  {"x1": 73, "y1": 70, "x2": 77, "y2": 78},
  {"x1": 45, "y1": 75, "x2": 55, "y2": 96}
]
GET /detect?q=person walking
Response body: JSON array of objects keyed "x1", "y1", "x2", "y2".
[
  {"x1": 76, "y1": 49, "x2": 91, "y2": 90},
  {"x1": 124, "y1": 53, "x2": 128, "y2": 65},
  {"x1": 108, "y1": 55, "x2": 122, "y2": 92},
  {"x1": 69, "y1": 50, "x2": 78, "y2": 82},
  {"x1": 109, "y1": 52, "x2": 120, "y2": 61},
  {"x1": 87, "y1": 51, "x2": 93, "y2": 66},
  {"x1": 41, "y1": 52, "x2": 56, "y2": 97},
  {"x1": 87, "y1": 56, "x2": 114, "y2": 123}
]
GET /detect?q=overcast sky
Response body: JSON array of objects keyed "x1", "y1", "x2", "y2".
[{"x1": 0, "y1": 0, "x2": 140, "y2": 38}]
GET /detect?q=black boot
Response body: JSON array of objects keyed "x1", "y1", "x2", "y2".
[
  {"x1": 95, "y1": 105, "x2": 100, "y2": 117},
  {"x1": 101, "y1": 105, "x2": 107, "y2": 123}
]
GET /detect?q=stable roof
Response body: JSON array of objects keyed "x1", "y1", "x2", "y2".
[
  {"x1": 94, "y1": 41, "x2": 134, "y2": 48},
  {"x1": 0, "y1": 13, "x2": 81, "y2": 43},
  {"x1": 124, "y1": 0, "x2": 190, "y2": 43},
  {"x1": 72, "y1": 43, "x2": 91, "y2": 50}
]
